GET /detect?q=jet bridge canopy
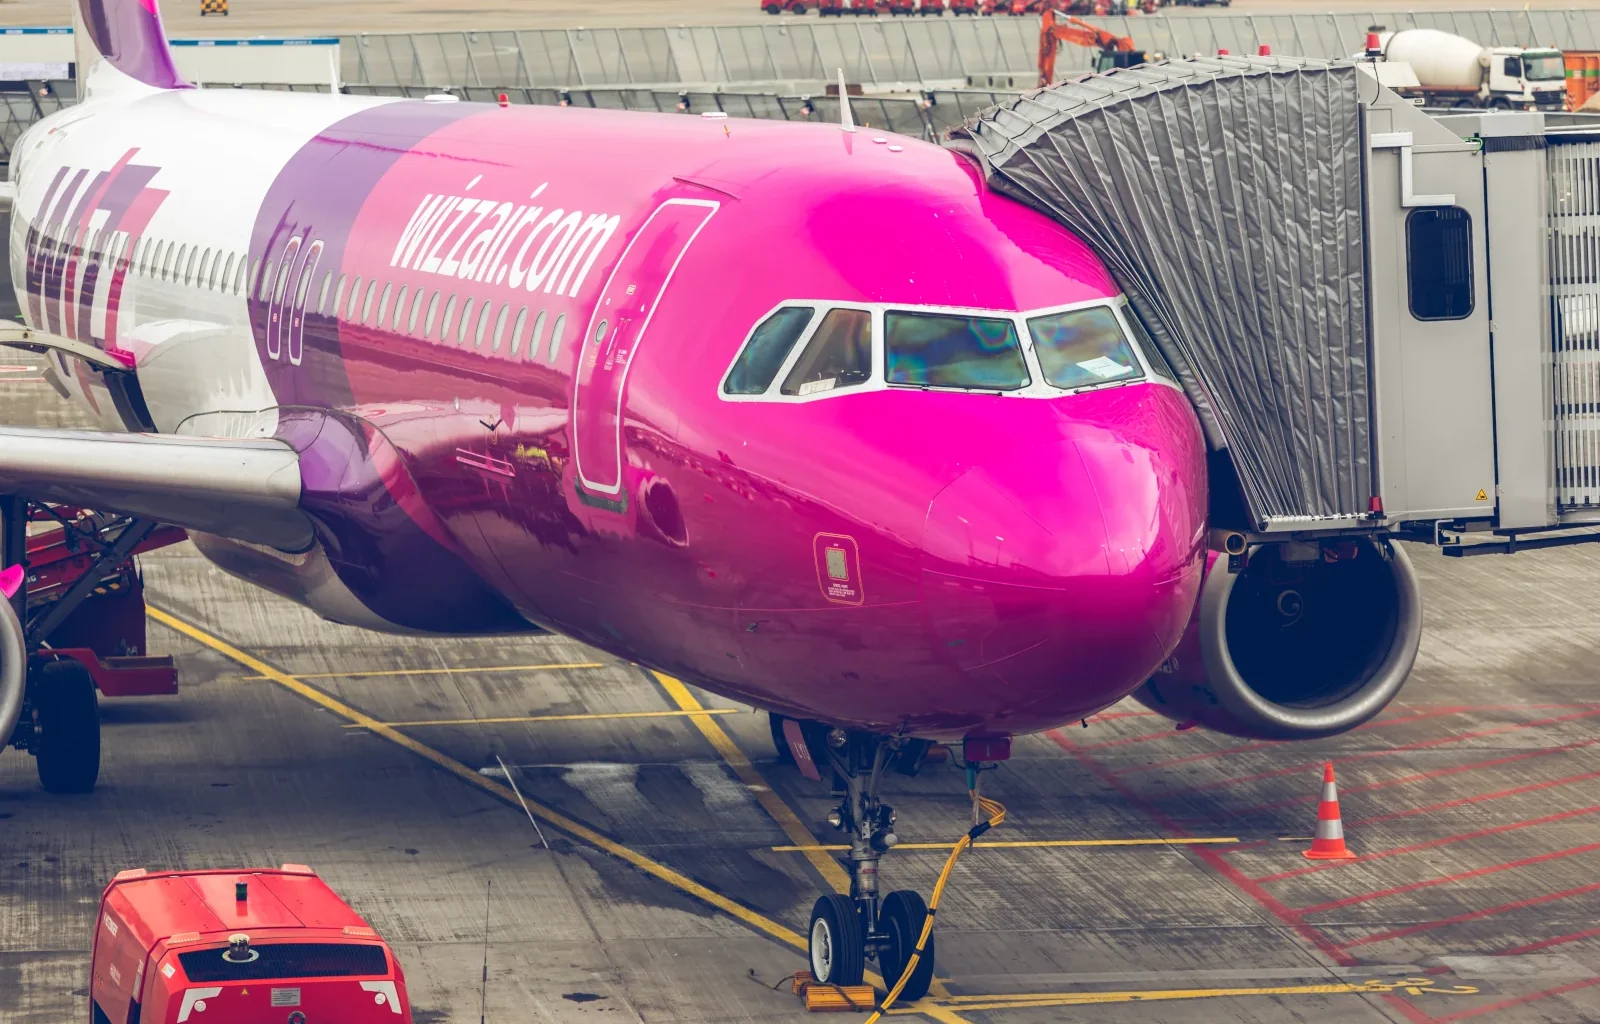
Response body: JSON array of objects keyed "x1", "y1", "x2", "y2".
[{"x1": 953, "y1": 57, "x2": 1371, "y2": 533}]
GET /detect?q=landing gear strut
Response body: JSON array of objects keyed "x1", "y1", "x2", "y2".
[{"x1": 805, "y1": 731, "x2": 936, "y2": 1000}]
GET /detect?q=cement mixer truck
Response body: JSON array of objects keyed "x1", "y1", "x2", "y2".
[{"x1": 1362, "y1": 28, "x2": 1566, "y2": 110}]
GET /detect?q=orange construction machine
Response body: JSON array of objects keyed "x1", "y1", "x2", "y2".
[{"x1": 1037, "y1": 8, "x2": 1145, "y2": 86}]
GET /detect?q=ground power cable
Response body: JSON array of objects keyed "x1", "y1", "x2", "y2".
[
  {"x1": 497, "y1": 752, "x2": 551, "y2": 850},
  {"x1": 863, "y1": 791, "x2": 1007, "y2": 1024}
]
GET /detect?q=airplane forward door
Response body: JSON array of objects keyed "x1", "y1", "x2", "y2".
[{"x1": 572, "y1": 198, "x2": 718, "y2": 509}]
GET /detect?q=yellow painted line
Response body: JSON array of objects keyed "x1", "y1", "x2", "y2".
[
  {"x1": 145, "y1": 606, "x2": 806, "y2": 952},
  {"x1": 649, "y1": 673, "x2": 969, "y2": 1022},
  {"x1": 225, "y1": 662, "x2": 603, "y2": 681},
  {"x1": 340, "y1": 708, "x2": 739, "y2": 729},
  {"x1": 772, "y1": 837, "x2": 1241, "y2": 852},
  {"x1": 896, "y1": 977, "x2": 1479, "y2": 1013}
]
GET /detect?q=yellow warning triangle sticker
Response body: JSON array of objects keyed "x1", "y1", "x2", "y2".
[
  {"x1": 1475, "y1": 488, "x2": 1488, "y2": 501},
  {"x1": 240, "y1": 989, "x2": 248, "y2": 996}
]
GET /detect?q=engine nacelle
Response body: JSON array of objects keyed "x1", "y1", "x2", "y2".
[{"x1": 1133, "y1": 537, "x2": 1422, "y2": 740}]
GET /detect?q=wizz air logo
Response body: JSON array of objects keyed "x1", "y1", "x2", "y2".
[
  {"x1": 23, "y1": 148, "x2": 169, "y2": 356},
  {"x1": 389, "y1": 179, "x2": 620, "y2": 298}
]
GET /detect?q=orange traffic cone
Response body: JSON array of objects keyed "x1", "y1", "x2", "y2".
[{"x1": 1303, "y1": 762, "x2": 1357, "y2": 861}]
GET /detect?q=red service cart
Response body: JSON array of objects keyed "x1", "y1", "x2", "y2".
[{"x1": 89, "y1": 865, "x2": 411, "y2": 1024}]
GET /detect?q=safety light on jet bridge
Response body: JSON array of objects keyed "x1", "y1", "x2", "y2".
[{"x1": 1366, "y1": 28, "x2": 1384, "y2": 57}]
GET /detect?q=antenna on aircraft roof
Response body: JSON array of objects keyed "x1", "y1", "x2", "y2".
[{"x1": 837, "y1": 68, "x2": 856, "y2": 133}]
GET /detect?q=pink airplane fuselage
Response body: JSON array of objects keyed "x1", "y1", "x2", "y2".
[{"x1": 16, "y1": 93, "x2": 1208, "y2": 738}]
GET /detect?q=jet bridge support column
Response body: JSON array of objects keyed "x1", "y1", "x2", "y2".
[{"x1": 1480, "y1": 113, "x2": 1556, "y2": 529}]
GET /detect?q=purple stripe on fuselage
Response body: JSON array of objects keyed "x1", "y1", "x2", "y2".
[
  {"x1": 249, "y1": 100, "x2": 478, "y2": 409},
  {"x1": 23, "y1": 167, "x2": 70, "y2": 329},
  {"x1": 77, "y1": 0, "x2": 190, "y2": 91}
]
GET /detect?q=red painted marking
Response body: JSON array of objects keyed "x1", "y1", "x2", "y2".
[
  {"x1": 1347, "y1": 768, "x2": 1600, "y2": 829},
  {"x1": 1090, "y1": 710, "x2": 1158, "y2": 721},
  {"x1": 1343, "y1": 880, "x2": 1600, "y2": 948},
  {"x1": 1229, "y1": 735, "x2": 1600, "y2": 818},
  {"x1": 1427, "y1": 975, "x2": 1600, "y2": 1024},
  {"x1": 1499, "y1": 927, "x2": 1600, "y2": 956},
  {"x1": 1256, "y1": 804, "x2": 1600, "y2": 884},
  {"x1": 1115, "y1": 707, "x2": 1482, "y2": 776},
  {"x1": 1170, "y1": 707, "x2": 1600, "y2": 797},
  {"x1": 1300, "y1": 840, "x2": 1600, "y2": 914},
  {"x1": 1045, "y1": 730, "x2": 1357, "y2": 966}
]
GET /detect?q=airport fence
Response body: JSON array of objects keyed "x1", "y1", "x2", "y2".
[{"x1": 334, "y1": 9, "x2": 1600, "y2": 89}]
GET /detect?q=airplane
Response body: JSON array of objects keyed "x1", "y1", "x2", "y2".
[{"x1": 0, "y1": 0, "x2": 1422, "y2": 996}]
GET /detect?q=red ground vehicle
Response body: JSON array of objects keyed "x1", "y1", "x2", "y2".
[
  {"x1": 1, "y1": 501, "x2": 184, "y2": 793},
  {"x1": 761, "y1": 0, "x2": 811, "y2": 12},
  {"x1": 948, "y1": 0, "x2": 979, "y2": 13},
  {"x1": 90, "y1": 866, "x2": 411, "y2": 1024}
]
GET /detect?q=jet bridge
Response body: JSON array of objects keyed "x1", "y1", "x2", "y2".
[{"x1": 953, "y1": 56, "x2": 1600, "y2": 556}]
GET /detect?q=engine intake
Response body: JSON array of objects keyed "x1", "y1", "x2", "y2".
[{"x1": 1133, "y1": 537, "x2": 1422, "y2": 740}]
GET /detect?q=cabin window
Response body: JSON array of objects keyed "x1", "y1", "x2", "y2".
[
  {"x1": 360, "y1": 281, "x2": 377, "y2": 325},
  {"x1": 259, "y1": 258, "x2": 278, "y2": 301},
  {"x1": 780, "y1": 308, "x2": 872, "y2": 396},
  {"x1": 378, "y1": 283, "x2": 394, "y2": 328},
  {"x1": 724, "y1": 307, "x2": 815, "y2": 395},
  {"x1": 1026, "y1": 305, "x2": 1145, "y2": 390},
  {"x1": 198, "y1": 248, "x2": 212, "y2": 288},
  {"x1": 187, "y1": 246, "x2": 201, "y2": 287},
  {"x1": 223, "y1": 253, "x2": 237, "y2": 293},
  {"x1": 441, "y1": 295, "x2": 458, "y2": 340},
  {"x1": 1120, "y1": 305, "x2": 1177, "y2": 382},
  {"x1": 249, "y1": 257, "x2": 262, "y2": 298},
  {"x1": 407, "y1": 289, "x2": 424, "y2": 335},
  {"x1": 474, "y1": 301, "x2": 491, "y2": 348},
  {"x1": 510, "y1": 307, "x2": 528, "y2": 355},
  {"x1": 316, "y1": 272, "x2": 332, "y2": 314},
  {"x1": 273, "y1": 258, "x2": 292, "y2": 305},
  {"x1": 457, "y1": 297, "x2": 476, "y2": 344},
  {"x1": 331, "y1": 274, "x2": 347, "y2": 316},
  {"x1": 425, "y1": 292, "x2": 440, "y2": 338},
  {"x1": 161, "y1": 243, "x2": 176, "y2": 281},
  {"x1": 491, "y1": 304, "x2": 508, "y2": 351},
  {"x1": 549, "y1": 313, "x2": 565, "y2": 361},
  {"x1": 1407, "y1": 206, "x2": 1474, "y2": 321},
  {"x1": 387, "y1": 285, "x2": 403, "y2": 331},
  {"x1": 528, "y1": 310, "x2": 547, "y2": 360}
]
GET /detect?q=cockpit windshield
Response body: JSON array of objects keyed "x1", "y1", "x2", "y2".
[
  {"x1": 1026, "y1": 306, "x2": 1145, "y2": 390},
  {"x1": 885, "y1": 310, "x2": 1031, "y2": 391}
]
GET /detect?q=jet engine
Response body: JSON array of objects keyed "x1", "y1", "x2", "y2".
[{"x1": 1132, "y1": 537, "x2": 1421, "y2": 740}]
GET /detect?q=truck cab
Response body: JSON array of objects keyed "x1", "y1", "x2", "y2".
[
  {"x1": 1487, "y1": 46, "x2": 1567, "y2": 108},
  {"x1": 89, "y1": 866, "x2": 410, "y2": 1024}
]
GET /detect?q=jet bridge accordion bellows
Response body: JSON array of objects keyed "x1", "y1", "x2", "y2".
[{"x1": 953, "y1": 56, "x2": 1372, "y2": 531}]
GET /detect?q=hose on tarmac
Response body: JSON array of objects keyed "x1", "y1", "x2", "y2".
[{"x1": 863, "y1": 791, "x2": 1006, "y2": 1023}]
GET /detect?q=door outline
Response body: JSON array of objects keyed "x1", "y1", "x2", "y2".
[
  {"x1": 288, "y1": 239, "x2": 323, "y2": 366},
  {"x1": 266, "y1": 235, "x2": 302, "y2": 362},
  {"x1": 573, "y1": 197, "x2": 719, "y2": 497}
]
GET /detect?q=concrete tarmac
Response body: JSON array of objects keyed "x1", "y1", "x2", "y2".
[{"x1": 5, "y1": 385, "x2": 1600, "y2": 1023}]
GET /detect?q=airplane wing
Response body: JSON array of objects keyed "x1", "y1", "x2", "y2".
[{"x1": 0, "y1": 426, "x2": 311, "y2": 551}]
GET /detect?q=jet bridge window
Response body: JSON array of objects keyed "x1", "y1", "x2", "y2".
[
  {"x1": 1026, "y1": 305, "x2": 1145, "y2": 390},
  {"x1": 1406, "y1": 207, "x2": 1474, "y2": 321},
  {"x1": 885, "y1": 310, "x2": 1029, "y2": 391},
  {"x1": 724, "y1": 306, "x2": 814, "y2": 395},
  {"x1": 780, "y1": 307, "x2": 872, "y2": 396}
]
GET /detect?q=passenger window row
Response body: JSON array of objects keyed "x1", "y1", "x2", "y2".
[{"x1": 722, "y1": 300, "x2": 1162, "y2": 400}]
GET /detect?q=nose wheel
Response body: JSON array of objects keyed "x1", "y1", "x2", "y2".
[{"x1": 802, "y1": 731, "x2": 938, "y2": 1001}]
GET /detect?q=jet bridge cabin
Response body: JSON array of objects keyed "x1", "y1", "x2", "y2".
[
  {"x1": 952, "y1": 59, "x2": 1600, "y2": 740},
  {"x1": 955, "y1": 56, "x2": 1600, "y2": 555}
]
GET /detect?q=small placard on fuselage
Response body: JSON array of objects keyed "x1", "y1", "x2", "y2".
[
  {"x1": 272, "y1": 988, "x2": 302, "y2": 1007},
  {"x1": 813, "y1": 533, "x2": 863, "y2": 606}
]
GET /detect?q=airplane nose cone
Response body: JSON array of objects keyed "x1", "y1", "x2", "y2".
[{"x1": 921, "y1": 433, "x2": 1203, "y2": 730}]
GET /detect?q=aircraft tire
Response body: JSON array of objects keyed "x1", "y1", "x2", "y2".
[
  {"x1": 880, "y1": 890, "x2": 936, "y2": 1000},
  {"x1": 809, "y1": 893, "x2": 865, "y2": 986},
  {"x1": 34, "y1": 659, "x2": 100, "y2": 794}
]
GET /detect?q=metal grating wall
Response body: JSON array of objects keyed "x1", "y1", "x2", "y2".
[{"x1": 1548, "y1": 139, "x2": 1600, "y2": 511}]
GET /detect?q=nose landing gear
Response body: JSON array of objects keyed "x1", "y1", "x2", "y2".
[{"x1": 804, "y1": 731, "x2": 936, "y2": 1000}]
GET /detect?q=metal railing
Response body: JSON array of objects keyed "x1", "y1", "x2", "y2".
[{"x1": 334, "y1": 9, "x2": 1600, "y2": 89}]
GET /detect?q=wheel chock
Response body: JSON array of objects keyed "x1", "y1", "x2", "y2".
[{"x1": 791, "y1": 971, "x2": 877, "y2": 1012}]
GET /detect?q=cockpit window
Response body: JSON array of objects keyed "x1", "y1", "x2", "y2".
[
  {"x1": 1027, "y1": 306, "x2": 1145, "y2": 390},
  {"x1": 724, "y1": 307, "x2": 814, "y2": 395},
  {"x1": 781, "y1": 308, "x2": 872, "y2": 396},
  {"x1": 885, "y1": 311, "x2": 1030, "y2": 391}
]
